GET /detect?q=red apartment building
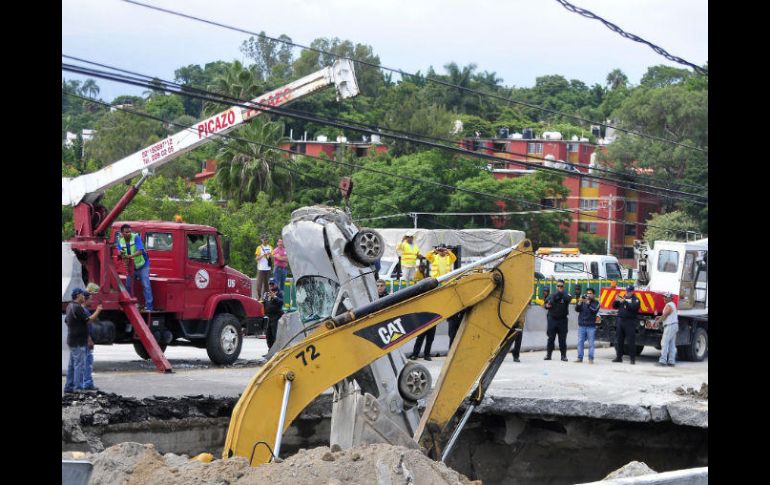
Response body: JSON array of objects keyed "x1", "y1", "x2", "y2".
[{"x1": 462, "y1": 132, "x2": 661, "y2": 265}]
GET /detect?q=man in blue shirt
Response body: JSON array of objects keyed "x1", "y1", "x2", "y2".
[
  {"x1": 574, "y1": 288, "x2": 601, "y2": 363},
  {"x1": 116, "y1": 224, "x2": 154, "y2": 311}
]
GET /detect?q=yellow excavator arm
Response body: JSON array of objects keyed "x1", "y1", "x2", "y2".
[{"x1": 224, "y1": 240, "x2": 534, "y2": 466}]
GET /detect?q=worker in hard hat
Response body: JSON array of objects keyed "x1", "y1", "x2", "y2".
[
  {"x1": 396, "y1": 231, "x2": 422, "y2": 283},
  {"x1": 410, "y1": 244, "x2": 456, "y2": 361}
]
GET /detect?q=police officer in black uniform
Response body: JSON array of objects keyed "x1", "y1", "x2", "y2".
[
  {"x1": 263, "y1": 278, "x2": 284, "y2": 349},
  {"x1": 612, "y1": 285, "x2": 641, "y2": 364},
  {"x1": 545, "y1": 280, "x2": 572, "y2": 361}
]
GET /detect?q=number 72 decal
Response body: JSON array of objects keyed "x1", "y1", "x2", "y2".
[{"x1": 295, "y1": 344, "x2": 321, "y2": 366}]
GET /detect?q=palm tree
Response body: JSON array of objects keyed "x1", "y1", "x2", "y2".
[
  {"x1": 443, "y1": 62, "x2": 478, "y2": 113},
  {"x1": 214, "y1": 118, "x2": 291, "y2": 204},
  {"x1": 81, "y1": 79, "x2": 100, "y2": 98},
  {"x1": 204, "y1": 61, "x2": 262, "y2": 116},
  {"x1": 606, "y1": 69, "x2": 629, "y2": 90}
]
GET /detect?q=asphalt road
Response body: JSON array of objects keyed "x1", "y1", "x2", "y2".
[{"x1": 64, "y1": 335, "x2": 708, "y2": 422}]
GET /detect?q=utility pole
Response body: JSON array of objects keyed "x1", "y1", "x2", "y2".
[{"x1": 606, "y1": 195, "x2": 613, "y2": 256}]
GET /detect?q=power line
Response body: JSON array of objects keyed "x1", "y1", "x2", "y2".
[
  {"x1": 64, "y1": 52, "x2": 707, "y2": 195},
  {"x1": 554, "y1": 0, "x2": 707, "y2": 75},
  {"x1": 62, "y1": 90, "x2": 705, "y2": 239},
  {"x1": 120, "y1": 0, "x2": 708, "y2": 155},
  {"x1": 64, "y1": 51, "x2": 708, "y2": 194},
  {"x1": 61, "y1": 59, "x2": 708, "y2": 205},
  {"x1": 65, "y1": 90, "x2": 706, "y2": 277}
]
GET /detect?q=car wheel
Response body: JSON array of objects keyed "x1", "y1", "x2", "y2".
[
  {"x1": 207, "y1": 313, "x2": 242, "y2": 365},
  {"x1": 398, "y1": 362, "x2": 433, "y2": 402},
  {"x1": 689, "y1": 327, "x2": 708, "y2": 362},
  {"x1": 351, "y1": 228, "x2": 385, "y2": 265}
]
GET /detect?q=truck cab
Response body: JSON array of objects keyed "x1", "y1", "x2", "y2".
[
  {"x1": 596, "y1": 238, "x2": 708, "y2": 361},
  {"x1": 101, "y1": 220, "x2": 264, "y2": 364},
  {"x1": 535, "y1": 248, "x2": 624, "y2": 281}
]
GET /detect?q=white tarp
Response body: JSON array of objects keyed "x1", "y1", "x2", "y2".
[
  {"x1": 62, "y1": 242, "x2": 85, "y2": 303},
  {"x1": 375, "y1": 228, "x2": 525, "y2": 261}
]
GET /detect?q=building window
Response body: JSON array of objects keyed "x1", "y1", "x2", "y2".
[
  {"x1": 527, "y1": 142, "x2": 543, "y2": 154},
  {"x1": 580, "y1": 178, "x2": 599, "y2": 188},
  {"x1": 578, "y1": 222, "x2": 598, "y2": 234},
  {"x1": 624, "y1": 224, "x2": 637, "y2": 236},
  {"x1": 625, "y1": 201, "x2": 637, "y2": 213},
  {"x1": 584, "y1": 145, "x2": 591, "y2": 153},
  {"x1": 657, "y1": 250, "x2": 679, "y2": 273},
  {"x1": 493, "y1": 142, "x2": 506, "y2": 152},
  {"x1": 622, "y1": 247, "x2": 635, "y2": 259},
  {"x1": 567, "y1": 143, "x2": 579, "y2": 152},
  {"x1": 579, "y1": 199, "x2": 599, "y2": 210}
]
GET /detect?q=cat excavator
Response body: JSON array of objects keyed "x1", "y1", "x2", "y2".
[{"x1": 223, "y1": 238, "x2": 534, "y2": 466}]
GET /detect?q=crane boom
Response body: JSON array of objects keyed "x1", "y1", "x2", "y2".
[{"x1": 62, "y1": 59, "x2": 359, "y2": 206}]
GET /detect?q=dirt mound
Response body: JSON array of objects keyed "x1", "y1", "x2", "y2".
[
  {"x1": 603, "y1": 461, "x2": 656, "y2": 479},
  {"x1": 675, "y1": 383, "x2": 708, "y2": 400},
  {"x1": 85, "y1": 442, "x2": 478, "y2": 485}
]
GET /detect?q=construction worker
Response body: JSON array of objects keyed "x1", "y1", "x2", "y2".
[
  {"x1": 544, "y1": 280, "x2": 571, "y2": 361},
  {"x1": 396, "y1": 232, "x2": 422, "y2": 283},
  {"x1": 410, "y1": 244, "x2": 456, "y2": 361},
  {"x1": 612, "y1": 285, "x2": 641, "y2": 364},
  {"x1": 116, "y1": 224, "x2": 154, "y2": 311}
]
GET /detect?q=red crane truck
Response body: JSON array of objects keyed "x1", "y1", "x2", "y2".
[{"x1": 61, "y1": 60, "x2": 360, "y2": 371}]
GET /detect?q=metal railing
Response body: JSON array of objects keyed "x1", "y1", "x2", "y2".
[{"x1": 265, "y1": 276, "x2": 635, "y2": 310}]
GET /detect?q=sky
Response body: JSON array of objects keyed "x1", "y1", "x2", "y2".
[{"x1": 62, "y1": 0, "x2": 708, "y2": 103}]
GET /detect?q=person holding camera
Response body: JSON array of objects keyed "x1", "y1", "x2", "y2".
[
  {"x1": 262, "y1": 278, "x2": 284, "y2": 349},
  {"x1": 544, "y1": 280, "x2": 571, "y2": 361},
  {"x1": 410, "y1": 244, "x2": 456, "y2": 361},
  {"x1": 612, "y1": 285, "x2": 641, "y2": 364},
  {"x1": 574, "y1": 288, "x2": 600, "y2": 363}
]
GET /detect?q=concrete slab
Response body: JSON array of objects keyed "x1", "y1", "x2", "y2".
[{"x1": 67, "y1": 337, "x2": 707, "y2": 427}]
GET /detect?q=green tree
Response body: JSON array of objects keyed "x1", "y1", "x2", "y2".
[
  {"x1": 606, "y1": 69, "x2": 629, "y2": 90},
  {"x1": 240, "y1": 32, "x2": 294, "y2": 81},
  {"x1": 145, "y1": 94, "x2": 185, "y2": 121},
  {"x1": 643, "y1": 211, "x2": 702, "y2": 244},
  {"x1": 86, "y1": 110, "x2": 166, "y2": 167},
  {"x1": 606, "y1": 82, "x2": 708, "y2": 230},
  {"x1": 203, "y1": 61, "x2": 264, "y2": 116},
  {"x1": 578, "y1": 233, "x2": 606, "y2": 254},
  {"x1": 214, "y1": 117, "x2": 289, "y2": 204}
]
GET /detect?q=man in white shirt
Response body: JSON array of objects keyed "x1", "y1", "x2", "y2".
[{"x1": 655, "y1": 292, "x2": 679, "y2": 366}]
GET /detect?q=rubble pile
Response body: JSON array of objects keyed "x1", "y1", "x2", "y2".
[{"x1": 74, "y1": 442, "x2": 478, "y2": 485}]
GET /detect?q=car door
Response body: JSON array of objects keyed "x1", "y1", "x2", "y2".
[{"x1": 183, "y1": 232, "x2": 224, "y2": 319}]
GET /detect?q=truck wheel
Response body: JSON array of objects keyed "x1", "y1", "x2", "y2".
[
  {"x1": 133, "y1": 340, "x2": 167, "y2": 360},
  {"x1": 351, "y1": 228, "x2": 385, "y2": 265},
  {"x1": 207, "y1": 313, "x2": 242, "y2": 365},
  {"x1": 398, "y1": 363, "x2": 432, "y2": 402},
  {"x1": 688, "y1": 327, "x2": 708, "y2": 362}
]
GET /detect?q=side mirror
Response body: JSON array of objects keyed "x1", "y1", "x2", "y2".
[{"x1": 222, "y1": 238, "x2": 231, "y2": 265}]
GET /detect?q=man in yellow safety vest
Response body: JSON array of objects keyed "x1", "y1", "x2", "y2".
[
  {"x1": 396, "y1": 232, "x2": 422, "y2": 283},
  {"x1": 409, "y1": 244, "x2": 456, "y2": 361}
]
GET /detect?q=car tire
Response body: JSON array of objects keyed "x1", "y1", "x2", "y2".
[
  {"x1": 206, "y1": 313, "x2": 242, "y2": 365},
  {"x1": 133, "y1": 339, "x2": 167, "y2": 360},
  {"x1": 351, "y1": 228, "x2": 385, "y2": 265},
  {"x1": 398, "y1": 362, "x2": 433, "y2": 402},
  {"x1": 635, "y1": 345, "x2": 644, "y2": 356}
]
